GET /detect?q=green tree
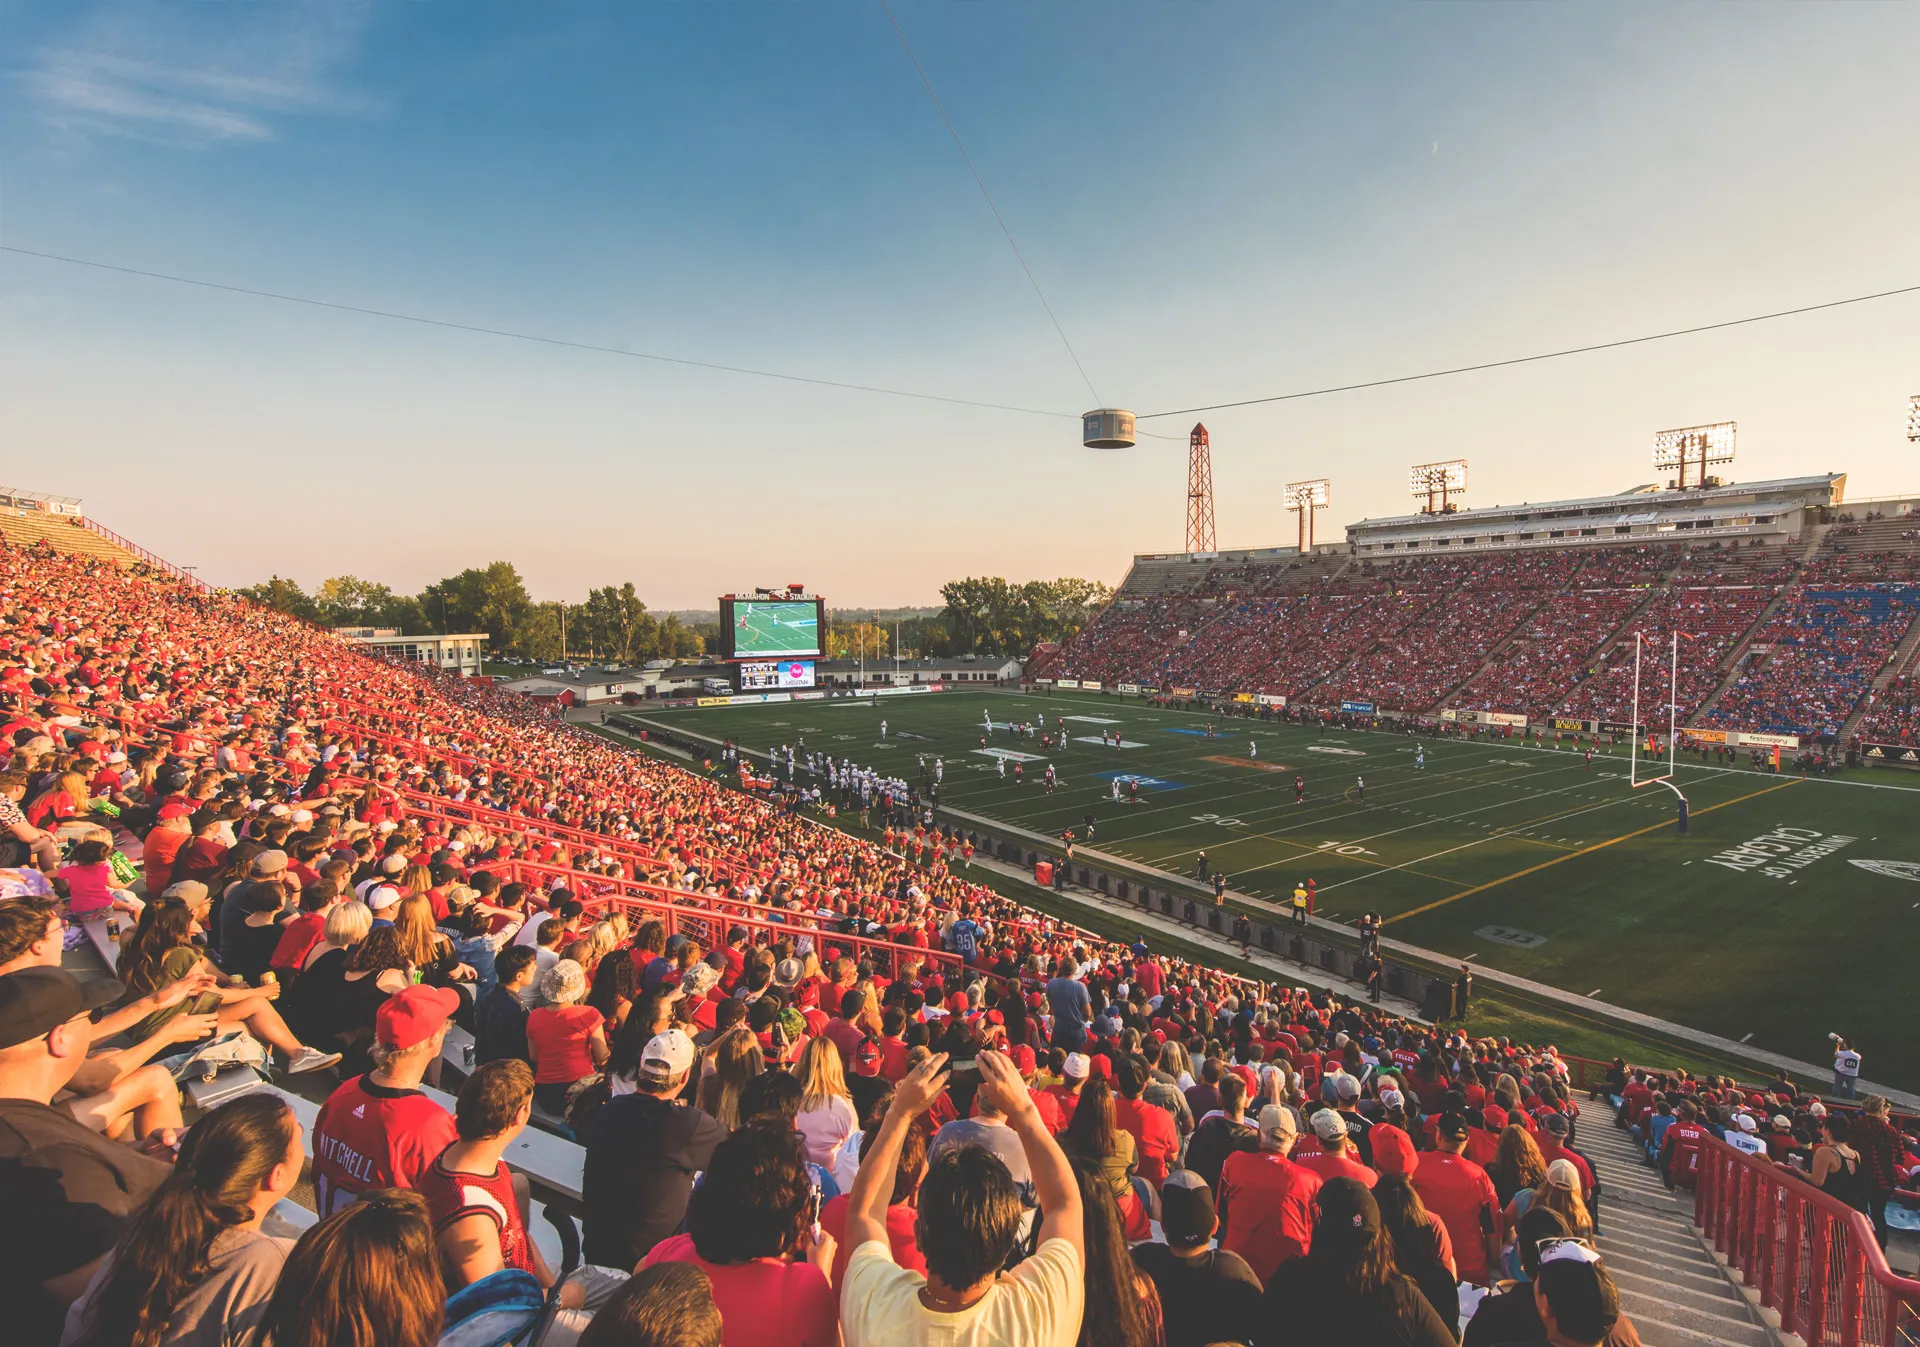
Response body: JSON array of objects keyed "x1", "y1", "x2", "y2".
[
  {"x1": 237, "y1": 576, "x2": 319, "y2": 623},
  {"x1": 419, "y1": 562, "x2": 533, "y2": 650},
  {"x1": 314, "y1": 575, "x2": 426, "y2": 633},
  {"x1": 937, "y1": 576, "x2": 1112, "y2": 655},
  {"x1": 514, "y1": 604, "x2": 566, "y2": 662}
]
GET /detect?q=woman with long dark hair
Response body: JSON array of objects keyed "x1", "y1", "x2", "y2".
[
  {"x1": 63, "y1": 1094, "x2": 304, "y2": 1347},
  {"x1": 1069, "y1": 1157, "x2": 1161, "y2": 1347},
  {"x1": 256, "y1": 1191, "x2": 444, "y2": 1347},
  {"x1": 121, "y1": 895, "x2": 337, "y2": 1075},
  {"x1": 1490, "y1": 1125, "x2": 1549, "y2": 1208},
  {"x1": 1373, "y1": 1173, "x2": 1463, "y2": 1338},
  {"x1": 1060, "y1": 1073, "x2": 1137, "y2": 1204},
  {"x1": 1259, "y1": 1177, "x2": 1455, "y2": 1347}
]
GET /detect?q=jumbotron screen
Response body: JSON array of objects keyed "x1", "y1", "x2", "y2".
[{"x1": 721, "y1": 598, "x2": 823, "y2": 660}]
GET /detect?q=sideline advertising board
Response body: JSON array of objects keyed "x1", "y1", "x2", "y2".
[
  {"x1": 1340, "y1": 700, "x2": 1375, "y2": 715},
  {"x1": 1862, "y1": 743, "x2": 1920, "y2": 770}
]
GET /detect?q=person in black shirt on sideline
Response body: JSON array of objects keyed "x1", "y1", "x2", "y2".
[
  {"x1": 1131, "y1": 1168, "x2": 1263, "y2": 1347},
  {"x1": 581, "y1": 1029, "x2": 726, "y2": 1270}
]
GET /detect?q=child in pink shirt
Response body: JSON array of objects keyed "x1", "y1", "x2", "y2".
[{"x1": 59, "y1": 838, "x2": 144, "y2": 920}]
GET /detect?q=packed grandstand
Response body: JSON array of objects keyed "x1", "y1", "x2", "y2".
[
  {"x1": 1, "y1": 500, "x2": 1917, "y2": 1347},
  {"x1": 1036, "y1": 517, "x2": 1920, "y2": 749}
]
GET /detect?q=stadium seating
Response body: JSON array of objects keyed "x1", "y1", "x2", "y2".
[
  {"x1": 1053, "y1": 534, "x2": 1920, "y2": 738},
  {"x1": 10, "y1": 521, "x2": 1918, "y2": 1347}
]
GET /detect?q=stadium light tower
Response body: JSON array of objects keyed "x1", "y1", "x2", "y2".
[
  {"x1": 1286, "y1": 479, "x2": 1331, "y2": 551},
  {"x1": 1409, "y1": 460, "x2": 1468, "y2": 515},
  {"x1": 1187, "y1": 423, "x2": 1217, "y2": 553},
  {"x1": 1653, "y1": 422, "x2": 1736, "y2": 491},
  {"x1": 1907, "y1": 394, "x2": 1920, "y2": 443}
]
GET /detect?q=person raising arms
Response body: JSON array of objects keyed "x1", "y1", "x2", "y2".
[{"x1": 840, "y1": 1050, "x2": 1086, "y2": 1347}]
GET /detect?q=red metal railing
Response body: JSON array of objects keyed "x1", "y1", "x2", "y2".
[
  {"x1": 80, "y1": 516, "x2": 210, "y2": 590},
  {"x1": 479, "y1": 855, "x2": 963, "y2": 984},
  {"x1": 1696, "y1": 1134, "x2": 1920, "y2": 1347}
]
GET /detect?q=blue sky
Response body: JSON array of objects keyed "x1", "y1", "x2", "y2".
[{"x1": 4, "y1": 2, "x2": 1919, "y2": 607}]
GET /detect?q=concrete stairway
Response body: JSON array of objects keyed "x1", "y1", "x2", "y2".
[{"x1": 1580, "y1": 1118, "x2": 1776, "y2": 1347}]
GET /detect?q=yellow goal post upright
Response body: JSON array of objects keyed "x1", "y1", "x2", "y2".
[{"x1": 1628, "y1": 630, "x2": 1694, "y2": 829}]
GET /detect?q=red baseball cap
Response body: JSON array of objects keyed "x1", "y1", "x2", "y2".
[
  {"x1": 1482, "y1": 1105, "x2": 1510, "y2": 1132},
  {"x1": 158, "y1": 801, "x2": 194, "y2": 820},
  {"x1": 375, "y1": 985, "x2": 461, "y2": 1049},
  {"x1": 1009, "y1": 1043, "x2": 1037, "y2": 1075},
  {"x1": 852, "y1": 1039, "x2": 882, "y2": 1077},
  {"x1": 1370, "y1": 1123, "x2": 1419, "y2": 1177}
]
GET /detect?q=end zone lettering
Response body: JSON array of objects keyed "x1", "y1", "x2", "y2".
[{"x1": 1704, "y1": 827, "x2": 1856, "y2": 878}]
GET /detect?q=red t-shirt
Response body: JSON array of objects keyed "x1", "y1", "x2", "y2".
[
  {"x1": 1464, "y1": 1127, "x2": 1501, "y2": 1169},
  {"x1": 821, "y1": 1017, "x2": 866, "y2": 1071},
  {"x1": 819, "y1": 1195, "x2": 924, "y2": 1290},
  {"x1": 643, "y1": 1233, "x2": 838, "y2": 1347},
  {"x1": 141, "y1": 827, "x2": 189, "y2": 894},
  {"x1": 1411, "y1": 1152, "x2": 1501, "y2": 1284},
  {"x1": 311, "y1": 1075, "x2": 457, "y2": 1216},
  {"x1": 417, "y1": 1150, "x2": 536, "y2": 1276},
  {"x1": 1218, "y1": 1150, "x2": 1323, "y2": 1282},
  {"x1": 1294, "y1": 1150, "x2": 1379, "y2": 1187},
  {"x1": 878, "y1": 1036, "x2": 912, "y2": 1084},
  {"x1": 1114, "y1": 1096, "x2": 1180, "y2": 1185},
  {"x1": 1538, "y1": 1140, "x2": 1595, "y2": 1196},
  {"x1": 269, "y1": 912, "x2": 328, "y2": 975},
  {"x1": 526, "y1": 1004, "x2": 604, "y2": 1085}
]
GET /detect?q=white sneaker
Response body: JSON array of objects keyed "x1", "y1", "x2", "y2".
[{"x1": 285, "y1": 1047, "x2": 342, "y2": 1075}]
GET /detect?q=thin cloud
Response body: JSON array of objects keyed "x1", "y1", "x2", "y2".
[{"x1": 24, "y1": 1, "x2": 376, "y2": 146}]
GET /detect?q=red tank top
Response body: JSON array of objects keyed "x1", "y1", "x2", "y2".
[{"x1": 417, "y1": 1150, "x2": 535, "y2": 1276}]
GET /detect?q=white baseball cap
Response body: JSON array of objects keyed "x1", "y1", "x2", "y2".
[
  {"x1": 1062, "y1": 1052, "x2": 1091, "y2": 1081},
  {"x1": 640, "y1": 1029, "x2": 696, "y2": 1081}
]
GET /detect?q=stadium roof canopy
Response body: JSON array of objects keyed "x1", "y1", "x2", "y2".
[{"x1": 1345, "y1": 472, "x2": 1844, "y2": 557}]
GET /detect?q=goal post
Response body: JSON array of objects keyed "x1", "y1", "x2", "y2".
[{"x1": 1628, "y1": 630, "x2": 1692, "y2": 805}]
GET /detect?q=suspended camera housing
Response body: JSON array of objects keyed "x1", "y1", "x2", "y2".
[{"x1": 1081, "y1": 408, "x2": 1137, "y2": 449}]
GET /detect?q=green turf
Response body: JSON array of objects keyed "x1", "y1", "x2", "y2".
[{"x1": 635, "y1": 688, "x2": 1920, "y2": 1089}]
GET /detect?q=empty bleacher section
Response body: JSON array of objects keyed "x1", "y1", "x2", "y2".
[{"x1": 0, "y1": 486, "x2": 205, "y2": 583}]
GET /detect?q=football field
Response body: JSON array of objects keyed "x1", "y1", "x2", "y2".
[{"x1": 639, "y1": 688, "x2": 1920, "y2": 1087}]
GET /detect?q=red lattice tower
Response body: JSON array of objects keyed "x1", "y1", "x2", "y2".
[{"x1": 1186, "y1": 422, "x2": 1217, "y2": 553}]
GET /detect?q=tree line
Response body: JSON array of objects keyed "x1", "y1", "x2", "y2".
[
  {"x1": 826, "y1": 577, "x2": 1112, "y2": 661},
  {"x1": 238, "y1": 568, "x2": 1111, "y2": 665},
  {"x1": 237, "y1": 564, "x2": 703, "y2": 665}
]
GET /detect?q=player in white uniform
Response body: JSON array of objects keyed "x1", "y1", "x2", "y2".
[
  {"x1": 879, "y1": 719, "x2": 887, "y2": 739},
  {"x1": 1415, "y1": 746, "x2": 1425, "y2": 769},
  {"x1": 1111, "y1": 777, "x2": 1122, "y2": 803},
  {"x1": 997, "y1": 756, "x2": 1007, "y2": 778},
  {"x1": 1249, "y1": 739, "x2": 1258, "y2": 759}
]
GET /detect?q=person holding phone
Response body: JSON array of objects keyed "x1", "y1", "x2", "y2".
[{"x1": 840, "y1": 1051, "x2": 1086, "y2": 1346}]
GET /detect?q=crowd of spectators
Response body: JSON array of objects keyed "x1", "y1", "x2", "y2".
[
  {"x1": 1053, "y1": 537, "x2": 1920, "y2": 739},
  {"x1": 1701, "y1": 587, "x2": 1920, "y2": 736},
  {"x1": 0, "y1": 536, "x2": 1720, "y2": 1347}
]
